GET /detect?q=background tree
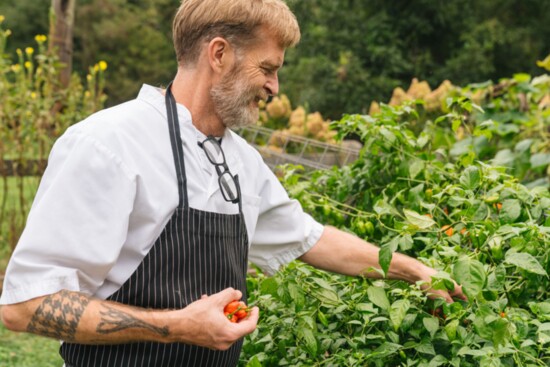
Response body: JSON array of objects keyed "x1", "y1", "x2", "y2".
[
  {"x1": 0, "y1": 0, "x2": 548, "y2": 118},
  {"x1": 284, "y1": 0, "x2": 550, "y2": 119},
  {"x1": 50, "y1": 0, "x2": 76, "y2": 88}
]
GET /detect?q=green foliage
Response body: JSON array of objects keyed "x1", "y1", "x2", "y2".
[
  {"x1": 283, "y1": 0, "x2": 550, "y2": 119},
  {"x1": 0, "y1": 19, "x2": 106, "y2": 253},
  {"x1": 240, "y1": 79, "x2": 550, "y2": 365},
  {"x1": 73, "y1": 0, "x2": 177, "y2": 105},
  {"x1": 3, "y1": 0, "x2": 549, "y2": 117}
]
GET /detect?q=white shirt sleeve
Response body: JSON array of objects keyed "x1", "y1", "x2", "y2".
[
  {"x1": 0, "y1": 129, "x2": 136, "y2": 304},
  {"x1": 248, "y1": 163, "x2": 324, "y2": 275}
]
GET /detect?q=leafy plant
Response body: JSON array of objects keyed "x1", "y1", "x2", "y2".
[
  {"x1": 0, "y1": 17, "x2": 106, "y2": 253},
  {"x1": 241, "y1": 96, "x2": 550, "y2": 366}
]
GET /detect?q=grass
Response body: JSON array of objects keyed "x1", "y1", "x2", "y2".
[
  {"x1": 0, "y1": 176, "x2": 62, "y2": 366},
  {"x1": 0, "y1": 322, "x2": 64, "y2": 366}
]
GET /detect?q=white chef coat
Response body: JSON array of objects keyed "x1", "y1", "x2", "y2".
[{"x1": 0, "y1": 84, "x2": 324, "y2": 305}]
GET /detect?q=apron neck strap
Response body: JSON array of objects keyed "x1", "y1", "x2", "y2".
[{"x1": 165, "y1": 82, "x2": 188, "y2": 209}]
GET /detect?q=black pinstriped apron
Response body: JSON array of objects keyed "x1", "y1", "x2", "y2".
[{"x1": 60, "y1": 84, "x2": 249, "y2": 366}]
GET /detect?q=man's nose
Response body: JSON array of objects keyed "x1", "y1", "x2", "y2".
[{"x1": 265, "y1": 74, "x2": 279, "y2": 97}]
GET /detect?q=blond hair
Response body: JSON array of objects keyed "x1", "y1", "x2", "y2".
[{"x1": 172, "y1": 0, "x2": 300, "y2": 65}]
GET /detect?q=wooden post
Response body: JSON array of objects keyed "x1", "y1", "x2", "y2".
[{"x1": 49, "y1": 0, "x2": 76, "y2": 88}]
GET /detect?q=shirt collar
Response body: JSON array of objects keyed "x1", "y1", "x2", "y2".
[{"x1": 137, "y1": 84, "x2": 244, "y2": 176}]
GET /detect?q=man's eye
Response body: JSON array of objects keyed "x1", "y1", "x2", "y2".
[{"x1": 261, "y1": 67, "x2": 276, "y2": 75}]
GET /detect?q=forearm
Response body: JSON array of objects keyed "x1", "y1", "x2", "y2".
[
  {"x1": 299, "y1": 226, "x2": 433, "y2": 283},
  {"x1": 0, "y1": 287, "x2": 259, "y2": 350},
  {"x1": 1, "y1": 290, "x2": 172, "y2": 344}
]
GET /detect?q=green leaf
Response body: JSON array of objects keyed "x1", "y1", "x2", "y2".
[
  {"x1": 513, "y1": 73, "x2": 531, "y2": 83},
  {"x1": 367, "y1": 286, "x2": 390, "y2": 311},
  {"x1": 379, "y1": 239, "x2": 398, "y2": 276},
  {"x1": 459, "y1": 166, "x2": 481, "y2": 190},
  {"x1": 409, "y1": 159, "x2": 425, "y2": 179},
  {"x1": 317, "y1": 310, "x2": 329, "y2": 327},
  {"x1": 480, "y1": 356, "x2": 502, "y2": 367},
  {"x1": 246, "y1": 355, "x2": 263, "y2": 367},
  {"x1": 260, "y1": 277, "x2": 278, "y2": 297},
  {"x1": 288, "y1": 282, "x2": 305, "y2": 308},
  {"x1": 416, "y1": 340, "x2": 436, "y2": 356},
  {"x1": 530, "y1": 153, "x2": 550, "y2": 169},
  {"x1": 390, "y1": 299, "x2": 410, "y2": 331},
  {"x1": 430, "y1": 271, "x2": 456, "y2": 292},
  {"x1": 370, "y1": 342, "x2": 402, "y2": 358},
  {"x1": 499, "y1": 199, "x2": 521, "y2": 223},
  {"x1": 297, "y1": 327, "x2": 318, "y2": 356},
  {"x1": 504, "y1": 252, "x2": 548, "y2": 276},
  {"x1": 403, "y1": 209, "x2": 435, "y2": 229},
  {"x1": 429, "y1": 354, "x2": 448, "y2": 367},
  {"x1": 453, "y1": 257, "x2": 486, "y2": 298},
  {"x1": 445, "y1": 319, "x2": 459, "y2": 341},
  {"x1": 452, "y1": 119, "x2": 462, "y2": 132},
  {"x1": 310, "y1": 280, "x2": 340, "y2": 306},
  {"x1": 458, "y1": 347, "x2": 489, "y2": 357},
  {"x1": 423, "y1": 317, "x2": 440, "y2": 338}
]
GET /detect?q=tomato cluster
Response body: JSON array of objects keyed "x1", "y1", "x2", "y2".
[{"x1": 224, "y1": 300, "x2": 249, "y2": 323}]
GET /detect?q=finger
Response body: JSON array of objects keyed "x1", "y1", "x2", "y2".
[
  {"x1": 200, "y1": 294, "x2": 209, "y2": 300},
  {"x1": 233, "y1": 306, "x2": 259, "y2": 335},
  {"x1": 427, "y1": 290, "x2": 453, "y2": 304},
  {"x1": 210, "y1": 287, "x2": 243, "y2": 306},
  {"x1": 452, "y1": 285, "x2": 468, "y2": 301}
]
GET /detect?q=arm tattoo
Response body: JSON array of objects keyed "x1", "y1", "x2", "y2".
[
  {"x1": 96, "y1": 304, "x2": 169, "y2": 337},
  {"x1": 27, "y1": 290, "x2": 90, "y2": 341}
]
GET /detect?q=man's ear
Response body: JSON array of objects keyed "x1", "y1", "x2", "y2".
[{"x1": 208, "y1": 37, "x2": 235, "y2": 74}]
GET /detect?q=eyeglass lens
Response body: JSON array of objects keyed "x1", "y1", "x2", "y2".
[
  {"x1": 200, "y1": 137, "x2": 239, "y2": 203},
  {"x1": 219, "y1": 172, "x2": 238, "y2": 202},
  {"x1": 202, "y1": 139, "x2": 224, "y2": 165}
]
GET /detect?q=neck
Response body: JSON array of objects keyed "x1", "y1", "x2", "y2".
[{"x1": 170, "y1": 67, "x2": 225, "y2": 137}]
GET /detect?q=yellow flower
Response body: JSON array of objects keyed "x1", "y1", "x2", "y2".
[
  {"x1": 537, "y1": 54, "x2": 550, "y2": 72},
  {"x1": 93, "y1": 64, "x2": 99, "y2": 72},
  {"x1": 84, "y1": 91, "x2": 91, "y2": 98},
  {"x1": 25, "y1": 47, "x2": 34, "y2": 55},
  {"x1": 10, "y1": 64, "x2": 20, "y2": 72},
  {"x1": 0, "y1": 15, "x2": 5, "y2": 23},
  {"x1": 86, "y1": 74, "x2": 92, "y2": 81},
  {"x1": 4, "y1": 29, "x2": 11, "y2": 36},
  {"x1": 98, "y1": 61, "x2": 108, "y2": 71},
  {"x1": 34, "y1": 34, "x2": 47, "y2": 43},
  {"x1": 31, "y1": 92, "x2": 37, "y2": 99},
  {"x1": 24, "y1": 61, "x2": 32, "y2": 69},
  {"x1": 16, "y1": 48, "x2": 22, "y2": 56}
]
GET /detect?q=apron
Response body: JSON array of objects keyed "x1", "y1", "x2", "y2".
[{"x1": 60, "y1": 84, "x2": 249, "y2": 367}]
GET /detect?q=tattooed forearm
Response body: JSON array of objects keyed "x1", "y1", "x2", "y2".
[
  {"x1": 96, "y1": 304, "x2": 169, "y2": 337},
  {"x1": 27, "y1": 290, "x2": 90, "y2": 341}
]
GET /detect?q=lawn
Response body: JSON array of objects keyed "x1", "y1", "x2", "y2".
[{"x1": 0, "y1": 322, "x2": 63, "y2": 367}]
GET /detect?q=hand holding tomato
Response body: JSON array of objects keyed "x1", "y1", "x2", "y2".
[{"x1": 173, "y1": 288, "x2": 259, "y2": 350}]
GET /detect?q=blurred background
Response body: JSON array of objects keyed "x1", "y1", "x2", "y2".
[{"x1": 1, "y1": 0, "x2": 548, "y2": 119}]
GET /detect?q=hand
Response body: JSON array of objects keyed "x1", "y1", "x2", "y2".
[
  {"x1": 171, "y1": 288, "x2": 259, "y2": 350},
  {"x1": 418, "y1": 265, "x2": 467, "y2": 303}
]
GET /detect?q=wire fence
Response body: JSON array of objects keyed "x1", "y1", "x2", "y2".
[{"x1": 237, "y1": 125, "x2": 361, "y2": 171}]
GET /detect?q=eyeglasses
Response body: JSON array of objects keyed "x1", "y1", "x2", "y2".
[{"x1": 198, "y1": 136, "x2": 240, "y2": 204}]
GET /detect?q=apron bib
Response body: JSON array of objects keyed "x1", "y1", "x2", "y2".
[{"x1": 60, "y1": 84, "x2": 249, "y2": 366}]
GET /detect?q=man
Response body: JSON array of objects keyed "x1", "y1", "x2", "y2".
[{"x1": 0, "y1": 0, "x2": 465, "y2": 366}]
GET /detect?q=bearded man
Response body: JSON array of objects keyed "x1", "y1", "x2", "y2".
[{"x1": 0, "y1": 1, "x2": 465, "y2": 366}]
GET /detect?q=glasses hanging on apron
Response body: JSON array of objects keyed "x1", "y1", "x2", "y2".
[{"x1": 198, "y1": 136, "x2": 241, "y2": 204}]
